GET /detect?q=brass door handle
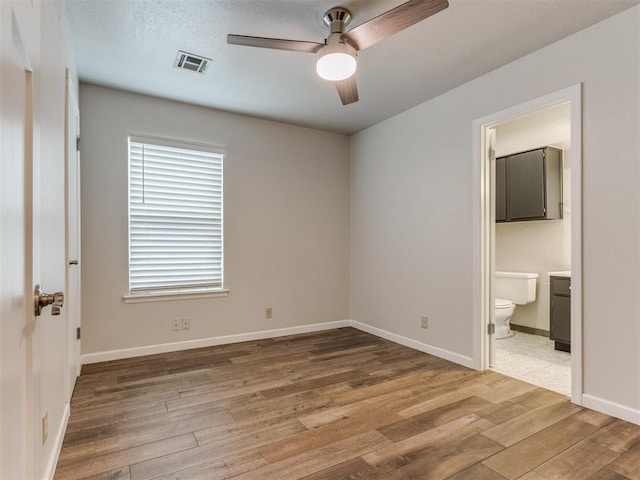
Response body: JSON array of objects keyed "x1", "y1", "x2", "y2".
[{"x1": 34, "y1": 285, "x2": 64, "y2": 316}]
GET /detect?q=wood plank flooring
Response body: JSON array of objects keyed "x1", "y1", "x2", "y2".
[{"x1": 54, "y1": 328, "x2": 640, "y2": 479}]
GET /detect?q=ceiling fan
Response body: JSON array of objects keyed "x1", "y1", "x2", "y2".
[{"x1": 227, "y1": 0, "x2": 449, "y2": 105}]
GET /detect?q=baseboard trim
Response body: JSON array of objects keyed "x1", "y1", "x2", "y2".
[
  {"x1": 350, "y1": 320, "x2": 475, "y2": 369},
  {"x1": 582, "y1": 394, "x2": 640, "y2": 426},
  {"x1": 511, "y1": 324, "x2": 550, "y2": 337},
  {"x1": 81, "y1": 320, "x2": 352, "y2": 364},
  {"x1": 44, "y1": 402, "x2": 70, "y2": 480}
]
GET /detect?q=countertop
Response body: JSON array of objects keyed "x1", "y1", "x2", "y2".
[{"x1": 548, "y1": 270, "x2": 571, "y2": 278}]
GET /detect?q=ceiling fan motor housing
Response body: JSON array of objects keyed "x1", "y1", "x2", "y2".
[{"x1": 323, "y1": 7, "x2": 352, "y2": 34}]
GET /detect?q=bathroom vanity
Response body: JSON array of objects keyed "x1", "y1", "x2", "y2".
[{"x1": 549, "y1": 271, "x2": 571, "y2": 352}]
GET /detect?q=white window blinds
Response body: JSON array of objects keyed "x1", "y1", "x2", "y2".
[{"x1": 128, "y1": 136, "x2": 224, "y2": 292}]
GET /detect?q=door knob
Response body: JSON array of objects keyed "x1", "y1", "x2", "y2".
[{"x1": 34, "y1": 285, "x2": 64, "y2": 316}]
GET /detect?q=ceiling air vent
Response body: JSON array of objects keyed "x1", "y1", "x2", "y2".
[{"x1": 174, "y1": 50, "x2": 211, "y2": 74}]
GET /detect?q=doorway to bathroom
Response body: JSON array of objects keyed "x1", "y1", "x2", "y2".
[{"x1": 472, "y1": 85, "x2": 583, "y2": 405}]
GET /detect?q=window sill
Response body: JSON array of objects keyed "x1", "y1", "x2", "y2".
[{"x1": 123, "y1": 288, "x2": 229, "y2": 304}]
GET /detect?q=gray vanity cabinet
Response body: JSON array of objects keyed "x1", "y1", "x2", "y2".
[
  {"x1": 496, "y1": 147, "x2": 562, "y2": 222},
  {"x1": 550, "y1": 275, "x2": 571, "y2": 352}
]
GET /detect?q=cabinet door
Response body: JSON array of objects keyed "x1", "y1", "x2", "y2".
[
  {"x1": 550, "y1": 294, "x2": 571, "y2": 344},
  {"x1": 507, "y1": 149, "x2": 545, "y2": 220},
  {"x1": 495, "y1": 156, "x2": 507, "y2": 222}
]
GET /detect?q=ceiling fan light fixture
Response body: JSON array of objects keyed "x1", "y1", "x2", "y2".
[
  {"x1": 227, "y1": 1, "x2": 450, "y2": 104},
  {"x1": 316, "y1": 37, "x2": 356, "y2": 81}
]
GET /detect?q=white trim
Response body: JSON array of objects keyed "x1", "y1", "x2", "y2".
[
  {"x1": 471, "y1": 84, "x2": 583, "y2": 404},
  {"x1": 123, "y1": 288, "x2": 229, "y2": 304},
  {"x1": 43, "y1": 402, "x2": 70, "y2": 480},
  {"x1": 582, "y1": 394, "x2": 640, "y2": 426},
  {"x1": 128, "y1": 134, "x2": 226, "y2": 155},
  {"x1": 471, "y1": 115, "x2": 485, "y2": 370},
  {"x1": 568, "y1": 84, "x2": 583, "y2": 405},
  {"x1": 471, "y1": 125, "x2": 497, "y2": 370},
  {"x1": 350, "y1": 321, "x2": 475, "y2": 369},
  {"x1": 82, "y1": 320, "x2": 352, "y2": 364}
]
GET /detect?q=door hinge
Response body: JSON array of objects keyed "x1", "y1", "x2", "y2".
[
  {"x1": 76, "y1": 135, "x2": 81, "y2": 152},
  {"x1": 487, "y1": 323, "x2": 495, "y2": 335},
  {"x1": 76, "y1": 327, "x2": 81, "y2": 340}
]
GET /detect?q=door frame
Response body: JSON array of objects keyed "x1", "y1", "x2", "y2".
[
  {"x1": 471, "y1": 84, "x2": 583, "y2": 405},
  {"x1": 65, "y1": 69, "x2": 81, "y2": 393}
]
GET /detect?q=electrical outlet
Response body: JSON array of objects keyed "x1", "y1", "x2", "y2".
[
  {"x1": 421, "y1": 316, "x2": 429, "y2": 329},
  {"x1": 42, "y1": 411, "x2": 48, "y2": 445},
  {"x1": 265, "y1": 307, "x2": 272, "y2": 319},
  {"x1": 172, "y1": 318, "x2": 181, "y2": 331},
  {"x1": 182, "y1": 317, "x2": 190, "y2": 330}
]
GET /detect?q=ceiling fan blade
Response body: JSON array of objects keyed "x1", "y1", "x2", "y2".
[
  {"x1": 335, "y1": 76, "x2": 359, "y2": 105},
  {"x1": 342, "y1": 0, "x2": 449, "y2": 51},
  {"x1": 227, "y1": 34, "x2": 324, "y2": 54}
]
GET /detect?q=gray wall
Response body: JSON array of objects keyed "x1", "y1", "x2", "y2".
[
  {"x1": 350, "y1": 7, "x2": 639, "y2": 416},
  {"x1": 80, "y1": 85, "x2": 350, "y2": 355}
]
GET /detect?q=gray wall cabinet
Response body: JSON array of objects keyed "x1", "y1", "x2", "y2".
[{"x1": 496, "y1": 147, "x2": 563, "y2": 222}]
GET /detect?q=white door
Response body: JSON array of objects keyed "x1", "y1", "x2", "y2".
[
  {"x1": 66, "y1": 72, "x2": 81, "y2": 392},
  {"x1": 0, "y1": 7, "x2": 36, "y2": 478}
]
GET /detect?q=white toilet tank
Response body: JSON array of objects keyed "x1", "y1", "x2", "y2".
[{"x1": 495, "y1": 271, "x2": 538, "y2": 305}]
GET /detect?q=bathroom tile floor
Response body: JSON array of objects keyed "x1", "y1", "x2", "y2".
[{"x1": 492, "y1": 330, "x2": 571, "y2": 396}]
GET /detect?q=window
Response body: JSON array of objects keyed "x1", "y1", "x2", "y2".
[{"x1": 127, "y1": 136, "x2": 224, "y2": 297}]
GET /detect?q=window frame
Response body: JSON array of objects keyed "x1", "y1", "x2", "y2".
[{"x1": 123, "y1": 134, "x2": 228, "y2": 303}]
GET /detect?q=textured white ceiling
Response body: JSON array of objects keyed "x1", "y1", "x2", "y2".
[{"x1": 65, "y1": 0, "x2": 639, "y2": 135}]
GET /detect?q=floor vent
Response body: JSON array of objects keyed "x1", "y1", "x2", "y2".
[{"x1": 174, "y1": 50, "x2": 211, "y2": 74}]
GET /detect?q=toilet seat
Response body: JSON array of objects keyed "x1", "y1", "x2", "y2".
[{"x1": 495, "y1": 298, "x2": 513, "y2": 309}]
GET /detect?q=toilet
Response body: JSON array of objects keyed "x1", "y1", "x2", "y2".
[{"x1": 494, "y1": 271, "x2": 538, "y2": 339}]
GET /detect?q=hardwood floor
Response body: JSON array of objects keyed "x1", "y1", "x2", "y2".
[{"x1": 55, "y1": 328, "x2": 640, "y2": 480}]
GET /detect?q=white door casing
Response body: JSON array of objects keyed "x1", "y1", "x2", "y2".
[
  {"x1": 487, "y1": 128, "x2": 496, "y2": 368},
  {"x1": 472, "y1": 85, "x2": 583, "y2": 404},
  {"x1": 65, "y1": 71, "x2": 81, "y2": 394}
]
